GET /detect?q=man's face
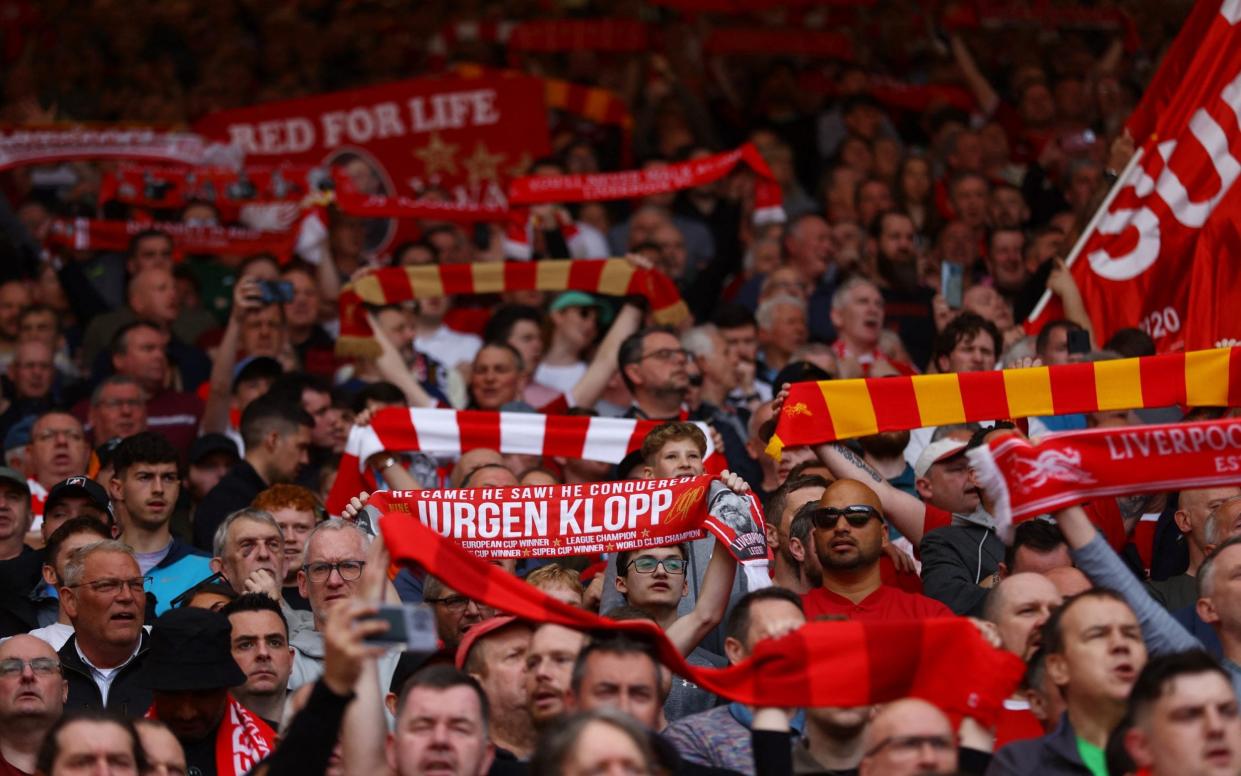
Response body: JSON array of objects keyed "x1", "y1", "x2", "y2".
[
  {"x1": 48, "y1": 720, "x2": 139, "y2": 776},
  {"x1": 719, "y1": 324, "x2": 758, "y2": 364},
  {"x1": 269, "y1": 426, "x2": 312, "y2": 484},
  {"x1": 991, "y1": 187, "x2": 1028, "y2": 229},
  {"x1": 113, "y1": 326, "x2": 169, "y2": 391},
  {"x1": 375, "y1": 308, "x2": 417, "y2": 361},
  {"x1": 917, "y1": 455, "x2": 979, "y2": 516},
  {"x1": 90, "y1": 382, "x2": 147, "y2": 441},
  {"x1": 1010, "y1": 543, "x2": 1073, "y2": 576},
  {"x1": 615, "y1": 546, "x2": 688, "y2": 609},
  {"x1": 1177, "y1": 488, "x2": 1241, "y2": 553},
  {"x1": 950, "y1": 177, "x2": 990, "y2": 228},
  {"x1": 283, "y1": 270, "x2": 319, "y2": 328},
  {"x1": 774, "y1": 445, "x2": 815, "y2": 486},
  {"x1": 187, "y1": 453, "x2": 236, "y2": 502},
  {"x1": 0, "y1": 636, "x2": 66, "y2": 723},
  {"x1": 470, "y1": 625, "x2": 532, "y2": 716},
  {"x1": 857, "y1": 181, "x2": 893, "y2": 227},
  {"x1": 628, "y1": 331, "x2": 690, "y2": 400},
  {"x1": 0, "y1": 282, "x2": 31, "y2": 340},
  {"x1": 11, "y1": 342, "x2": 54, "y2": 399},
  {"x1": 505, "y1": 320, "x2": 544, "y2": 369},
  {"x1": 112, "y1": 462, "x2": 179, "y2": 531},
  {"x1": 1127, "y1": 671, "x2": 1241, "y2": 776},
  {"x1": 62, "y1": 551, "x2": 144, "y2": 650},
  {"x1": 298, "y1": 528, "x2": 367, "y2": 624},
  {"x1": 526, "y1": 624, "x2": 586, "y2": 728},
  {"x1": 1202, "y1": 544, "x2": 1241, "y2": 636},
  {"x1": 831, "y1": 282, "x2": 884, "y2": 350},
  {"x1": 18, "y1": 309, "x2": 57, "y2": 348},
  {"x1": 388, "y1": 686, "x2": 494, "y2": 776},
  {"x1": 470, "y1": 346, "x2": 523, "y2": 410},
  {"x1": 859, "y1": 701, "x2": 957, "y2": 776},
  {"x1": 645, "y1": 439, "x2": 703, "y2": 480},
  {"x1": 743, "y1": 599, "x2": 807, "y2": 655},
  {"x1": 812, "y1": 484, "x2": 886, "y2": 573},
  {"x1": 428, "y1": 583, "x2": 495, "y2": 649},
  {"x1": 988, "y1": 232, "x2": 1027, "y2": 293},
  {"x1": 136, "y1": 722, "x2": 187, "y2": 776},
  {"x1": 938, "y1": 332, "x2": 996, "y2": 374},
  {"x1": 132, "y1": 269, "x2": 178, "y2": 325},
  {"x1": 771, "y1": 485, "x2": 825, "y2": 567},
  {"x1": 993, "y1": 573, "x2": 1062, "y2": 660},
  {"x1": 788, "y1": 216, "x2": 833, "y2": 281},
  {"x1": 572, "y1": 651, "x2": 661, "y2": 730},
  {"x1": 962, "y1": 285, "x2": 1015, "y2": 332},
  {"x1": 218, "y1": 518, "x2": 284, "y2": 594},
  {"x1": 29, "y1": 414, "x2": 90, "y2": 487},
  {"x1": 1047, "y1": 597, "x2": 1146, "y2": 706},
  {"x1": 271, "y1": 507, "x2": 317, "y2": 584},
  {"x1": 131, "y1": 236, "x2": 174, "y2": 273},
  {"x1": 41, "y1": 496, "x2": 105, "y2": 544},
  {"x1": 240, "y1": 306, "x2": 285, "y2": 357},
  {"x1": 877, "y1": 214, "x2": 916, "y2": 265},
  {"x1": 0, "y1": 481, "x2": 30, "y2": 546},
  {"x1": 760, "y1": 303, "x2": 808, "y2": 357},
  {"x1": 694, "y1": 330, "x2": 739, "y2": 393},
  {"x1": 152, "y1": 688, "x2": 229, "y2": 743},
  {"x1": 301, "y1": 389, "x2": 334, "y2": 449},
  {"x1": 228, "y1": 609, "x2": 293, "y2": 698}
]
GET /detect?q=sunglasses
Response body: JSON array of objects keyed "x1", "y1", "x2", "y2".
[{"x1": 809, "y1": 505, "x2": 882, "y2": 530}]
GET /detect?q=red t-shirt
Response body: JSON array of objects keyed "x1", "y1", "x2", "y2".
[
  {"x1": 994, "y1": 701, "x2": 1045, "y2": 749},
  {"x1": 0, "y1": 754, "x2": 31, "y2": 776},
  {"x1": 802, "y1": 584, "x2": 953, "y2": 622}
]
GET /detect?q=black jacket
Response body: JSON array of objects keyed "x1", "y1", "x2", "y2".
[
  {"x1": 59, "y1": 630, "x2": 153, "y2": 717},
  {"x1": 919, "y1": 518, "x2": 1005, "y2": 618},
  {"x1": 987, "y1": 713, "x2": 1091, "y2": 775},
  {"x1": 192, "y1": 460, "x2": 268, "y2": 550}
]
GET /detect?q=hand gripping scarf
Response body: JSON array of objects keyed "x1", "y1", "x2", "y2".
[
  {"x1": 375, "y1": 498, "x2": 1025, "y2": 723},
  {"x1": 336, "y1": 259, "x2": 688, "y2": 357},
  {"x1": 325, "y1": 407, "x2": 713, "y2": 516},
  {"x1": 769, "y1": 347, "x2": 1241, "y2": 458},
  {"x1": 146, "y1": 695, "x2": 274, "y2": 776},
  {"x1": 969, "y1": 417, "x2": 1241, "y2": 539}
]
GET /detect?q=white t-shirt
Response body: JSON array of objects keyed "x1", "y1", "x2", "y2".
[
  {"x1": 534, "y1": 361, "x2": 588, "y2": 395},
  {"x1": 415, "y1": 326, "x2": 482, "y2": 370},
  {"x1": 26, "y1": 622, "x2": 75, "y2": 651},
  {"x1": 76, "y1": 637, "x2": 143, "y2": 705}
]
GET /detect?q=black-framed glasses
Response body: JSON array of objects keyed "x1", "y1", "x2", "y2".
[
  {"x1": 627, "y1": 557, "x2": 687, "y2": 575},
  {"x1": 68, "y1": 576, "x2": 151, "y2": 596},
  {"x1": 0, "y1": 658, "x2": 60, "y2": 678},
  {"x1": 302, "y1": 560, "x2": 366, "y2": 582},
  {"x1": 864, "y1": 734, "x2": 954, "y2": 759},
  {"x1": 425, "y1": 595, "x2": 475, "y2": 611},
  {"x1": 637, "y1": 348, "x2": 690, "y2": 363},
  {"x1": 809, "y1": 505, "x2": 881, "y2": 530}
]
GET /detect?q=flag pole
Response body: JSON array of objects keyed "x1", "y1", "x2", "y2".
[{"x1": 1026, "y1": 145, "x2": 1146, "y2": 322}]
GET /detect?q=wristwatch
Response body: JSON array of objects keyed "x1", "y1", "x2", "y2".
[{"x1": 376, "y1": 455, "x2": 400, "y2": 471}]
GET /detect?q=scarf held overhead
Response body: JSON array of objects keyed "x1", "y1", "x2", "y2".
[
  {"x1": 769, "y1": 348, "x2": 1241, "y2": 457},
  {"x1": 969, "y1": 418, "x2": 1241, "y2": 536},
  {"x1": 377, "y1": 500, "x2": 1025, "y2": 722},
  {"x1": 325, "y1": 407, "x2": 713, "y2": 515},
  {"x1": 336, "y1": 259, "x2": 688, "y2": 357},
  {"x1": 44, "y1": 218, "x2": 299, "y2": 261},
  {"x1": 146, "y1": 695, "x2": 274, "y2": 776}
]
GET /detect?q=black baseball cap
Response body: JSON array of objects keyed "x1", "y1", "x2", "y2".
[
  {"x1": 44, "y1": 476, "x2": 112, "y2": 520},
  {"x1": 189, "y1": 434, "x2": 239, "y2": 466}
]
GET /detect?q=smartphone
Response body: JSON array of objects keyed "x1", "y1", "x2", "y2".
[
  {"x1": 364, "y1": 603, "x2": 438, "y2": 650},
  {"x1": 258, "y1": 279, "x2": 294, "y2": 304},
  {"x1": 1067, "y1": 329, "x2": 1091, "y2": 355},
  {"x1": 941, "y1": 262, "x2": 964, "y2": 310},
  {"x1": 1059, "y1": 129, "x2": 1097, "y2": 155}
]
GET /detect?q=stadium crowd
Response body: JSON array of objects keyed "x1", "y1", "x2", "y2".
[{"x1": 0, "y1": 1, "x2": 1234, "y2": 775}]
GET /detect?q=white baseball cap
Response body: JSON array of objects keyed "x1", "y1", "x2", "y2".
[{"x1": 914, "y1": 439, "x2": 969, "y2": 478}]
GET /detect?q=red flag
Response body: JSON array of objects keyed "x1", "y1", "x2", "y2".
[{"x1": 1026, "y1": 1, "x2": 1241, "y2": 351}]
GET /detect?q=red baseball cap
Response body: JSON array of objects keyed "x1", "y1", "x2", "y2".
[{"x1": 454, "y1": 615, "x2": 525, "y2": 670}]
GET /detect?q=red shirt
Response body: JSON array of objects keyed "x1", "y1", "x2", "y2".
[
  {"x1": 802, "y1": 584, "x2": 953, "y2": 622},
  {"x1": 0, "y1": 754, "x2": 31, "y2": 776},
  {"x1": 994, "y1": 701, "x2": 1045, "y2": 749}
]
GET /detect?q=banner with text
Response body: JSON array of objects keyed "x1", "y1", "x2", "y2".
[{"x1": 194, "y1": 74, "x2": 550, "y2": 255}]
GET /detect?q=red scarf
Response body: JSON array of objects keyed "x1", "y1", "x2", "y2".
[
  {"x1": 146, "y1": 695, "x2": 274, "y2": 776},
  {"x1": 0, "y1": 126, "x2": 237, "y2": 170},
  {"x1": 970, "y1": 418, "x2": 1241, "y2": 538},
  {"x1": 336, "y1": 259, "x2": 688, "y2": 357},
  {"x1": 377, "y1": 503, "x2": 1025, "y2": 723},
  {"x1": 506, "y1": 142, "x2": 785, "y2": 225},
  {"x1": 331, "y1": 170, "x2": 513, "y2": 222},
  {"x1": 44, "y1": 218, "x2": 298, "y2": 261},
  {"x1": 770, "y1": 348, "x2": 1241, "y2": 457}
]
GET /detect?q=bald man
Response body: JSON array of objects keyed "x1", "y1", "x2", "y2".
[
  {"x1": 801, "y1": 479, "x2": 952, "y2": 621},
  {"x1": 0, "y1": 635, "x2": 68, "y2": 774},
  {"x1": 985, "y1": 573, "x2": 1063, "y2": 748},
  {"x1": 858, "y1": 698, "x2": 957, "y2": 776},
  {"x1": 1044, "y1": 566, "x2": 1091, "y2": 598}
]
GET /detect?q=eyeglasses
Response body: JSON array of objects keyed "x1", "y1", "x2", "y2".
[
  {"x1": 68, "y1": 576, "x2": 151, "y2": 596},
  {"x1": 0, "y1": 658, "x2": 61, "y2": 678},
  {"x1": 424, "y1": 595, "x2": 477, "y2": 611},
  {"x1": 626, "y1": 557, "x2": 687, "y2": 575},
  {"x1": 34, "y1": 428, "x2": 85, "y2": 444},
  {"x1": 302, "y1": 560, "x2": 366, "y2": 582},
  {"x1": 636, "y1": 348, "x2": 690, "y2": 363},
  {"x1": 864, "y1": 734, "x2": 954, "y2": 759},
  {"x1": 809, "y1": 505, "x2": 882, "y2": 530}
]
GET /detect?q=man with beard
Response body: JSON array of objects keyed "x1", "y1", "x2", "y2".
[
  {"x1": 424, "y1": 576, "x2": 495, "y2": 652},
  {"x1": 800, "y1": 479, "x2": 950, "y2": 621},
  {"x1": 525, "y1": 623, "x2": 587, "y2": 732},
  {"x1": 765, "y1": 475, "x2": 828, "y2": 593},
  {"x1": 857, "y1": 430, "x2": 916, "y2": 499},
  {"x1": 457, "y1": 616, "x2": 536, "y2": 762},
  {"x1": 870, "y1": 211, "x2": 935, "y2": 369}
]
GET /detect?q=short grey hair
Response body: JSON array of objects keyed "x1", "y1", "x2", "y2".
[
  {"x1": 303, "y1": 518, "x2": 370, "y2": 562},
  {"x1": 755, "y1": 294, "x2": 806, "y2": 331},
  {"x1": 62, "y1": 540, "x2": 136, "y2": 587},
  {"x1": 681, "y1": 324, "x2": 720, "y2": 359},
  {"x1": 830, "y1": 276, "x2": 879, "y2": 311},
  {"x1": 213, "y1": 508, "x2": 283, "y2": 558},
  {"x1": 90, "y1": 374, "x2": 147, "y2": 406}
]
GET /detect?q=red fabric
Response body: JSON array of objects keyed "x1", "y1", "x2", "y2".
[
  {"x1": 1131, "y1": 513, "x2": 1161, "y2": 572},
  {"x1": 923, "y1": 503, "x2": 953, "y2": 536},
  {"x1": 702, "y1": 28, "x2": 853, "y2": 60},
  {"x1": 99, "y1": 163, "x2": 314, "y2": 215},
  {"x1": 379, "y1": 506, "x2": 1026, "y2": 721},
  {"x1": 0, "y1": 126, "x2": 228, "y2": 170},
  {"x1": 1085, "y1": 497, "x2": 1129, "y2": 554},
  {"x1": 1026, "y1": 0, "x2": 1241, "y2": 351},
  {"x1": 801, "y1": 585, "x2": 953, "y2": 622},
  {"x1": 147, "y1": 695, "x2": 274, "y2": 776},
  {"x1": 994, "y1": 704, "x2": 1045, "y2": 749},
  {"x1": 44, "y1": 218, "x2": 297, "y2": 261},
  {"x1": 880, "y1": 555, "x2": 924, "y2": 595}
]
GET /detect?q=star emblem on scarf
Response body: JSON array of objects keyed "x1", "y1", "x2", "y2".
[
  {"x1": 414, "y1": 132, "x2": 459, "y2": 177},
  {"x1": 463, "y1": 142, "x2": 505, "y2": 187}
]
